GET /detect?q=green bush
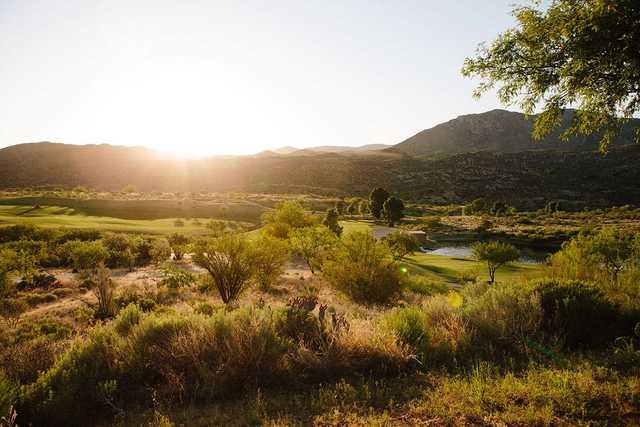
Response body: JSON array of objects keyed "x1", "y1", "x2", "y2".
[
  {"x1": 193, "y1": 234, "x2": 256, "y2": 304},
  {"x1": 534, "y1": 279, "x2": 636, "y2": 349},
  {"x1": 465, "y1": 282, "x2": 542, "y2": 357},
  {"x1": 0, "y1": 370, "x2": 18, "y2": 421},
  {"x1": 20, "y1": 327, "x2": 122, "y2": 425},
  {"x1": 382, "y1": 307, "x2": 429, "y2": 351},
  {"x1": 102, "y1": 232, "x2": 138, "y2": 269},
  {"x1": 113, "y1": 304, "x2": 142, "y2": 335},
  {"x1": 323, "y1": 232, "x2": 402, "y2": 304}
]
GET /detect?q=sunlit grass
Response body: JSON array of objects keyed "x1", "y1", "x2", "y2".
[
  {"x1": 0, "y1": 205, "x2": 212, "y2": 235},
  {"x1": 402, "y1": 253, "x2": 545, "y2": 284}
]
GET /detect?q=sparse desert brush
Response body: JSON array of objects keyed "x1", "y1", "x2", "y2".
[
  {"x1": 464, "y1": 281, "x2": 542, "y2": 357},
  {"x1": 113, "y1": 303, "x2": 142, "y2": 335},
  {"x1": 0, "y1": 335, "x2": 69, "y2": 384},
  {"x1": 416, "y1": 362, "x2": 640, "y2": 426},
  {"x1": 382, "y1": 306, "x2": 429, "y2": 352}
]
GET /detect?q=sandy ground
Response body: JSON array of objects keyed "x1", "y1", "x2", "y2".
[{"x1": 19, "y1": 256, "x2": 320, "y2": 324}]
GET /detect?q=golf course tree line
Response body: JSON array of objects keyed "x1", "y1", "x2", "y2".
[
  {"x1": 0, "y1": 198, "x2": 639, "y2": 425},
  {"x1": 369, "y1": 187, "x2": 406, "y2": 226}
]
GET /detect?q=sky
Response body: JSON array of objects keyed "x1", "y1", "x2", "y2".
[{"x1": 0, "y1": 0, "x2": 519, "y2": 156}]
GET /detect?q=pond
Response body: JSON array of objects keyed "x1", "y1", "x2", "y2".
[{"x1": 422, "y1": 242, "x2": 550, "y2": 264}]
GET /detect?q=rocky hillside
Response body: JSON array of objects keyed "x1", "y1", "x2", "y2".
[{"x1": 392, "y1": 109, "x2": 640, "y2": 156}]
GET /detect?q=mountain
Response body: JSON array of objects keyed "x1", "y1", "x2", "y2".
[
  {"x1": 392, "y1": 109, "x2": 640, "y2": 156},
  {"x1": 271, "y1": 143, "x2": 390, "y2": 154},
  {"x1": 1, "y1": 140, "x2": 640, "y2": 209}
]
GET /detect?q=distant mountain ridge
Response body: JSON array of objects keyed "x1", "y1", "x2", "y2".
[
  {"x1": 392, "y1": 109, "x2": 640, "y2": 156},
  {"x1": 2, "y1": 109, "x2": 640, "y2": 207},
  {"x1": 270, "y1": 143, "x2": 390, "y2": 155}
]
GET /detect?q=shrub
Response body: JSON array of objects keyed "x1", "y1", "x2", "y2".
[
  {"x1": 194, "y1": 302, "x2": 216, "y2": 316},
  {"x1": 261, "y1": 201, "x2": 316, "y2": 231},
  {"x1": 323, "y1": 232, "x2": 402, "y2": 304},
  {"x1": 193, "y1": 234, "x2": 256, "y2": 304},
  {"x1": 251, "y1": 234, "x2": 289, "y2": 290},
  {"x1": 289, "y1": 226, "x2": 337, "y2": 274},
  {"x1": 0, "y1": 299, "x2": 28, "y2": 328},
  {"x1": 534, "y1": 279, "x2": 635, "y2": 349},
  {"x1": 61, "y1": 240, "x2": 108, "y2": 272},
  {"x1": 0, "y1": 336, "x2": 68, "y2": 384},
  {"x1": 115, "y1": 288, "x2": 156, "y2": 311},
  {"x1": 25, "y1": 292, "x2": 58, "y2": 306},
  {"x1": 158, "y1": 266, "x2": 196, "y2": 290},
  {"x1": 382, "y1": 307, "x2": 429, "y2": 352},
  {"x1": 0, "y1": 371, "x2": 18, "y2": 422},
  {"x1": 0, "y1": 249, "x2": 17, "y2": 297},
  {"x1": 113, "y1": 303, "x2": 142, "y2": 335},
  {"x1": 102, "y1": 233, "x2": 134, "y2": 268},
  {"x1": 149, "y1": 239, "x2": 172, "y2": 264},
  {"x1": 549, "y1": 228, "x2": 640, "y2": 282},
  {"x1": 20, "y1": 327, "x2": 122, "y2": 425},
  {"x1": 465, "y1": 282, "x2": 542, "y2": 358},
  {"x1": 93, "y1": 263, "x2": 116, "y2": 319},
  {"x1": 167, "y1": 233, "x2": 190, "y2": 261}
]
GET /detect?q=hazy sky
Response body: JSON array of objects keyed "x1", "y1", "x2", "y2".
[{"x1": 0, "y1": 0, "x2": 519, "y2": 156}]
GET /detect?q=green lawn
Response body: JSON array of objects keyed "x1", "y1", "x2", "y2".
[
  {"x1": 401, "y1": 252, "x2": 545, "y2": 284},
  {"x1": 0, "y1": 205, "x2": 216, "y2": 236}
]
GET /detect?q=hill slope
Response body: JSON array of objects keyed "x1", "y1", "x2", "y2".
[
  {"x1": 1, "y1": 141, "x2": 640, "y2": 209},
  {"x1": 393, "y1": 109, "x2": 640, "y2": 156}
]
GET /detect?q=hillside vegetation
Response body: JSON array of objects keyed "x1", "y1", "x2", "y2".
[{"x1": 1, "y1": 142, "x2": 640, "y2": 209}]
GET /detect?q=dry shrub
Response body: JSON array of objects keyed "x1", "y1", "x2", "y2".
[
  {"x1": 0, "y1": 337, "x2": 68, "y2": 384},
  {"x1": 301, "y1": 318, "x2": 411, "y2": 377}
]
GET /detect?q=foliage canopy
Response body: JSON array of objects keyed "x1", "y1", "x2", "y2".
[{"x1": 462, "y1": 0, "x2": 640, "y2": 151}]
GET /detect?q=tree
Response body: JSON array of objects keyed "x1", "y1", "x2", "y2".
[
  {"x1": 193, "y1": 234, "x2": 256, "y2": 304},
  {"x1": 261, "y1": 201, "x2": 316, "y2": 239},
  {"x1": 289, "y1": 226, "x2": 337, "y2": 274},
  {"x1": 347, "y1": 199, "x2": 359, "y2": 216},
  {"x1": 472, "y1": 241, "x2": 520, "y2": 284},
  {"x1": 358, "y1": 200, "x2": 370, "y2": 218},
  {"x1": 323, "y1": 231, "x2": 402, "y2": 304},
  {"x1": 369, "y1": 188, "x2": 390, "y2": 219},
  {"x1": 168, "y1": 233, "x2": 190, "y2": 261},
  {"x1": 334, "y1": 200, "x2": 347, "y2": 215},
  {"x1": 551, "y1": 227, "x2": 638, "y2": 281},
  {"x1": 385, "y1": 231, "x2": 419, "y2": 260},
  {"x1": 462, "y1": 0, "x2": 640, "y2": 152},
  {"x1": 322, "y1": 208, "x2": 343, "y2": 236},
  {"x1": 383, "y1": 196, "x2": 405, "y2": 226},
  {"x1": 251, "y1": 234, "x2": 290, "y2": 290}
]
